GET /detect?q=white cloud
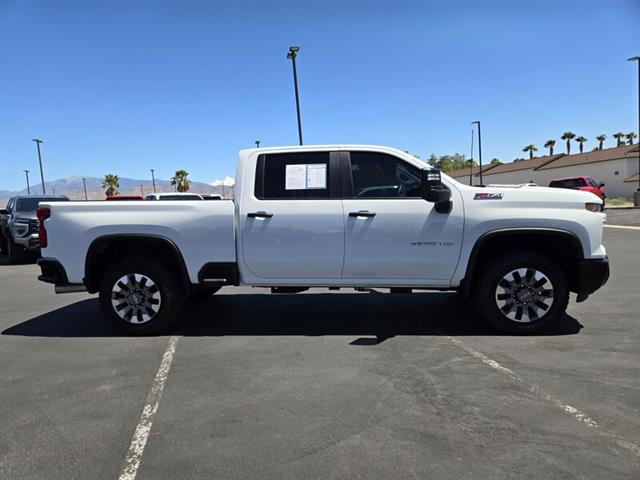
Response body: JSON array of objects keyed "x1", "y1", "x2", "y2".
[{"x1": 210, "y1": 176, "x2": 235, "y2": 187}]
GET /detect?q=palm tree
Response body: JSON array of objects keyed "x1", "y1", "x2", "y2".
[
  {"x1": 574, "y1": 136, "x2": 587, "y2": 154},
  {"x1": 612, "y1": 132, "x2": 625, "y2": 147},
  {"x1": 595, "y1": 134, "x2": 607, "y2": 150},
  {"x1": 171, "y1": 170, "x2": 190, "y2": 192},
  {"x1": 543, "y1": 139, "x2": 556, "y2": 156},
  {"x1": 560, "y1": 132, "x2": 576, "y2": 154},
  {"x1": 626, "y1": 132, "x2": 637, "y2": 145},
  {"x1": 522, "y1": 144, "x2": 538, "y2": 159},
  {"x1": 101, "y1": 174, "x2": 119, "y2": 196}
]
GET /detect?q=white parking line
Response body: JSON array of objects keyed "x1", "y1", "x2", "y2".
[
  {"x1": 604, "y1": 224, "x2": 640, "y2": 231},
  {"x1": 118, "y1": 336, "x2": 180, "y2": 480},
  {"x1": 445, "y1": 336, "x2": 640, "y2": 458}
]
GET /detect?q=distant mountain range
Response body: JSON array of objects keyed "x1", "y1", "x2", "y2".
[{"x1": 1, "y1": 176, "x2": 233, "y2": 205}]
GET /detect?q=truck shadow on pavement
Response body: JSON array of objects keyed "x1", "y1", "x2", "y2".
[{"x1": 2, "y1": 291, "x2": 583, "y2": 340}]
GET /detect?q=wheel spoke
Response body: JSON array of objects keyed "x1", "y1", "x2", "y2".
[{"x1": 515, "y1": 306, "x2": 524, "y2": 321}]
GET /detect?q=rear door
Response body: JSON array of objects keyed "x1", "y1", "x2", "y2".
[
  {"x1": 240, "y1": 151, "x2": 345, "y2": 280},
  {"x1": 340, "y1": 151, "x2": 463, "y2": 283}
]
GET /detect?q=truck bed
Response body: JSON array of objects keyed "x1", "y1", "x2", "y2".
[{"x1": 40, "y1": 200, "x2": 236, "y2": 284}]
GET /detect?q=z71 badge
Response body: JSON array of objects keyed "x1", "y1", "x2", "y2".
[{"x1": 474, "y1": 192, "x2": 503, "y2": 200}]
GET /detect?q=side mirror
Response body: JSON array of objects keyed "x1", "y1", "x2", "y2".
[
  {"x1": 421, "y1": 169, "x2": 452, "y2": 213},
  {"x1": 599, "y1": 182, "x2": 605, "y2": 187},
  {"x1": 0, "y1": 209, "x2": 8, "y2": 215}
]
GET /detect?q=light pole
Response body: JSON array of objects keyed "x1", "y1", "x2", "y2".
[
  {"x1": 471, "y1": 121, "x2": 483, "y2": 186},
  {"x1": 32, "y1": 138, "x2": 46, "y2": 193},
  {"x1": 469, "y1": 129, "x2": 474, "y2": 186},
  {"x1": 23, "y1": 170, "x2": 31, "y2": 194},
  {"x1": 628, "y1": 56, "x2": 640, "y2": 205},
  {"x1": 255, "y1": 140, "x2": 261, "y2": 148},
  {"x1": 82, "y1": 177, "x2": 88, "y2": 200},
  {"x1": 287, "y1": 46, "x2": 303, "y2": 145},
  {"x1": 140, "y1": 184, "x2": 144, "y2": 196},
  {"x1": 150, "y1": 169, "x2": 157, "y2": 193},
  {"x1": 171, "y1": 177, "x2": 176, "y2": 192}
]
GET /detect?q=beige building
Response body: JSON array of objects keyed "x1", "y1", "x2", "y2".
[{"x1": 447, "y1": 145, "x2": 640, "y2": 198}]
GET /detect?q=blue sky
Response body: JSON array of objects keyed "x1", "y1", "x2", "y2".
[{"x1": 1, "y1": 0, "x2": 639, "y2": 191}]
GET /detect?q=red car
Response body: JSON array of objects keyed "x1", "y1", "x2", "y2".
[{"x1": 548, "y1": 176, "x2": 605, "y2": 205}]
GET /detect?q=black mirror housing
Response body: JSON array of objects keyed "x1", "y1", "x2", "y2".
[
  {"x1": 0, "y1": 209, "x2": 8, "y2": 215},
  {"x1": 421, "y1": 169, "x2": 452, "y2": 205}
]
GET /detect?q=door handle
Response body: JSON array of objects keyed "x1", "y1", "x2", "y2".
[
  {"x1": 349, "y1": 210, "x2": 376, "y2": 218},
  {"x1": 247, "y1": 211, "x2": 273, "y2": 218}
]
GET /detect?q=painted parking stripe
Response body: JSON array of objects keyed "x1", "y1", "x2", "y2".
[
  {"x1": 445, "y1": 336, "x2": 640, "y2": 458},
  {"x1": 118, "y1": 336, "x2": 180, "y2": 480},
  {"x1": 604, "y1": 224, "x2": 640, "y2": 231}
]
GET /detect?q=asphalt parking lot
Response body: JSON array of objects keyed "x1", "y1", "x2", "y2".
[{"x1": 1, "y1": 228, "x2": 639, "y2": 480}]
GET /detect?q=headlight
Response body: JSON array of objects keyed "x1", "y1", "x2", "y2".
[
  {"x1": 12, "y1": 218, "x2": 30, "y2": 236},
  {"x1": 585, "y1": 202, "x2": 603, "y2": 212}
]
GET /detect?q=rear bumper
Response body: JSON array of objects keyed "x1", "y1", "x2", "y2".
[
  {"x1": 37, "y1": 258, "x2": 87, "y2": 293},
  {"x1": 576, "y1": 256, "x2": 609, "y2": 302}
]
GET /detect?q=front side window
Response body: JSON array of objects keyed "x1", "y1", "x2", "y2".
[
  {"x1": 257, "y1": 152, "x2": 331, "y2": 199},
  {"x1": 349, "y1": 152, "x2": 421, "y2": 198}
]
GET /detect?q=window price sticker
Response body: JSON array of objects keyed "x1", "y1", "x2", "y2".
[{"x1": 285, "y1": 164, "x2": 327, "y2": 190}]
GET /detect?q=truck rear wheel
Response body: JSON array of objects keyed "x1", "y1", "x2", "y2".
[
  {"x1": 99, "y1": 260, "x2": 184, "y2": 335},
  {"x1": 473, "y1": 251, "x2": 569, "y2": 334}
]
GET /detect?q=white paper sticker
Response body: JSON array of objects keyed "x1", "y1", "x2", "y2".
[
  {"x1": 306, "y1": 164, "x2": 327, "y2": 189},
  {"x1": 285, "y1": 164, "x2": 307, "y2": 190}
]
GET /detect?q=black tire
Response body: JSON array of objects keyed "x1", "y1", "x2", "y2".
[
  {"x1": 99, "y1": 260, "x2": 184, "y2": 335},
  {"x1": 0, "y1": 233, "x2": 7, "y2": 255},
  {"x1": 189, "y1": 285, "x2": 221, "y2": 299},
  {"x1": 473, "y1": 251, "x2": 569, "y2": 334},
  {"x1": 7, "y1": 236, "x2": 25, "y2": 264}
]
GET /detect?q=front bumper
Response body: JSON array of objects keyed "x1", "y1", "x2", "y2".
[
  {"x1": 14, "y1": 233, "x2": 40, "y2": 250},
  {"x1": 576, "y1": 256, "x2": 610, "y2": 302},
  {"x1": 37, "y1": 258, "x2": 87, "y2": 293}
]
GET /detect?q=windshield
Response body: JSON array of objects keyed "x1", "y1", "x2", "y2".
[{"x1": 15, "y1": 197, "x2": 68, "y2": 212}]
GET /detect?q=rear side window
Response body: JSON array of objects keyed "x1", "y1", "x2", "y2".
[
  {"x1": 349, "y1": 152, "x2": 422, "y2": 198},
  {"x1": 256, "y1": 152, "x2": 331, "y2": 199}
]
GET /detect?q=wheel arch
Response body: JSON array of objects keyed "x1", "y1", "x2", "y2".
[
  {"x1": 84, "y1": 234, "x2": 191, "y2": 293},
  {"x1": 461, "y1": 228, "x2": 584, "y2": 299}
]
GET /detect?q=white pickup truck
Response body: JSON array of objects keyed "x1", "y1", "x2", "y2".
[{"x1": 36, "y1": 145, "x2": 609, "y2": 335}]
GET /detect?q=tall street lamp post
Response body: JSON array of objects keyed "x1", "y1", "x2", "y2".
[
  {"x1": 471, "y1": 121, "x2": 483, "y2": 186},
  {"x1": 82, "y1": 177, "x2": 88, "y2": 200},
  {"x1": 23, "y1": 170, "x2": 31, "y2": 194},
  {"x1": 32, "y1": 138, "x2": 46, "y2": 193},
  {"x1": 150, "y1": 169, "x2": 157, "y2": 193},
  {"x1": 287, "y1": 46, "x2": 303, "y2": 145},
  {"x1": 628, "y1": 56, "x2": 640, "y2": 206}
]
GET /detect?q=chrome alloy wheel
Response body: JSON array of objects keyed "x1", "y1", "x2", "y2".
[
  {"x1": 111, "y1": 274, "x2": 161, "y2": 324},
  {"x1": 495, "y1": 268, "x2": 554, "y2": 323}
]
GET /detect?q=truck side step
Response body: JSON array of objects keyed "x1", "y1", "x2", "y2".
[{"x1": 271, "y1": 287, "x2": 309, "y2": 294}]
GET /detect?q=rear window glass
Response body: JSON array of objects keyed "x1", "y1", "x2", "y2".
[
  {"x1": 256, "y1": 152, "x2": 331, "y2": 199},
  {"x1": 16, "y1": 197, "x2": 68, "y2": 211},
  {"x1": 549, "y1": 178, "x2": 586, "y2": 188}
]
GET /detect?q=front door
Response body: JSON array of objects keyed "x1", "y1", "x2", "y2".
[
  {"x1": 240, "y1": 151, "x2": 344, "y2": 281},
  {"x1": 341, "y1": 151, "x2": 463, "y2": 283}
]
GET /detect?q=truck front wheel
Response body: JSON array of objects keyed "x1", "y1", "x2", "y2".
[
  {"x1": 99, "y1": 260, "x2": 183, "y2": 335},
  {"x1": 473, "y1": 252, "x2": 569, "y2": 334}
]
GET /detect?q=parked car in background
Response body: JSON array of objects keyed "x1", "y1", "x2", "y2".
[
  {"x1": 549, "y1": 176, "x2": 605, "y2": 205},
  {"x1": 0, "y1": 195, "x2": 70, "y2": 263},
  {"x1": 106, "y1": 195, "x2": 144, "y2": 201},
  {"x1": 144, "y1": 193, "x2": 203, "y2": 200}
]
